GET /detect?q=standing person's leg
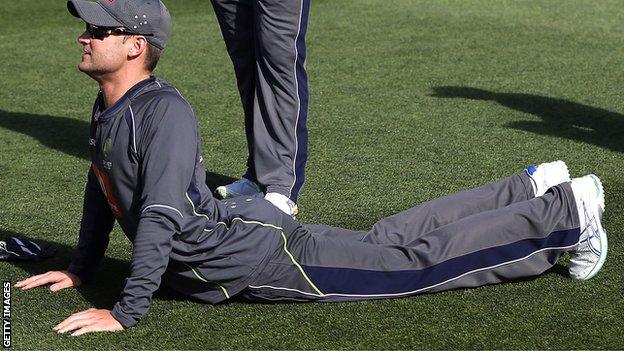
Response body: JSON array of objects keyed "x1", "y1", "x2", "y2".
[
  {"x1": 212, "y1": 0, "x2": 311, "y2": 214},
  {"x1": 252, "y1": 0, "x2": 311, "y2": 207},
  {"x1": 240, "y1": 176, "x2": 606, "y2": 302},
  {"x1": 212, "y1": 0, "x2": 263, "y2": 197}
]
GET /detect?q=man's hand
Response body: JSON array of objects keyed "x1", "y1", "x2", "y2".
[
  {"x1": 15, "y1": 271, "x2": 82, "y2": 292},
  {"x1": 54, "y1": 308, "x2": 124, "y2": 336}
]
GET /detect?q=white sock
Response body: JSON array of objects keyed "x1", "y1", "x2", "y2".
[
  {"x1": 525, "y1": 160, "x2": 570, "y2": 197},
  {"x1": 264, "y1": 192, "x2": 298, "y2": 217}
]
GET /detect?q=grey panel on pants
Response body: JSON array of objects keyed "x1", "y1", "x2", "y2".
[{"x1": 241, "y1": 172, "x2": 581, "y2": 301}]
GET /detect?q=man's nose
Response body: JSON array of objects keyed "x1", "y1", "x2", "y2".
[{"x1": 77, "y1": 31, "x2": 90, "y2": 45}]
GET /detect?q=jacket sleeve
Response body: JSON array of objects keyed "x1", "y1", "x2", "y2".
[
  {"x1": 111, "y1": 95, "x2": 199, "y2": 328},
  {"x1": 67, "y1": 168, "x2": 116, "y2": 283}
]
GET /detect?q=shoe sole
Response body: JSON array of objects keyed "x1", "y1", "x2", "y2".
[{"x1": 578, "y1": 174, "x2": 608, "y2": 280}]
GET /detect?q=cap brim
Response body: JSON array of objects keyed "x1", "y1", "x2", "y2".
[{"x1": 67, "y1": 0, "x2": 124, "y2": 27}]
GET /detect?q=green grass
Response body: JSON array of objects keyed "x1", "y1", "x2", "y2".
[{"x1": 1, "y1": 0, "x2": 623, "y2": 349}]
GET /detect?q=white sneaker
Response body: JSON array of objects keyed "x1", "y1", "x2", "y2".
[
  {"x1": 265, "y1": 192, "x2": 299, "y2": 218},
  {"x1": 525, "y1": 160, "x2": 570, "y2": 197},
  {"x1": 569, "y1": 174, "x2": 607, "y2": 280},
  {"x1": 215, "y1": 178, "x2": 262, "y2": 199}
]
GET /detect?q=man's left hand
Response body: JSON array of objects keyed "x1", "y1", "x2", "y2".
[{"x1": 54, "y1": 308, "x2": 124, "y2": 336}]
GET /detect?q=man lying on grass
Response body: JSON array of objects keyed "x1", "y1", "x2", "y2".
[{"x1": 15, "y1": 0, "x2": 608, "y2": 336}]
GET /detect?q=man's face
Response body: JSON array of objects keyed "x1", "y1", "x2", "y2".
[{"x1": 77, "y1": 24, "x2": 131, "y2": 79}]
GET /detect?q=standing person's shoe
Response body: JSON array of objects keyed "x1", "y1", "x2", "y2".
[
  {"x1": 216, "y1": 178, "x2": 262, "y2": 199},
  {"x1": 525, "y1": 160, "x2": 570, "y2": 197},
  {"x1": 569, "y1": 174, "x2": 608, "y2": 280},
  {"x1": 265, "y1": 192, "x2": 299, "y2": 219}
]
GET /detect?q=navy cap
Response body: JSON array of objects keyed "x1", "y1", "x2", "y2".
[{"x1": 67, "y1": 0, "x2": 171, "y2": 50}]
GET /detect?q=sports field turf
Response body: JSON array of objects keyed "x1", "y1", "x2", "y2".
[{"x1": 1, "y1": 0, "x2": 623, "y2": 349}]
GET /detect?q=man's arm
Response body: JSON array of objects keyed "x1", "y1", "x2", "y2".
[
  {"x1": 16, "y1": 168, "x2": 115, "y2": 291},
  {"x1": 110, "y1": 95, "x2": 199, "y2": 328},
  {"x1": 67, "y1": 167, "x2": 116, "y2": 282},
  {"x1": 15, "y1": 167, "x2": 122, "y2": 334}
]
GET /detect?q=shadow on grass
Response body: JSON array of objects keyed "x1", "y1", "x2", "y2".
[
  {"x1": 543, "y1": 263, "x2": 568, "y2": 278},
  {"x1": 1, "y1": 229, "x2": 191, "y2": 308},
  {"x1": 430, "y1": 86, "x2": 624, "y2": 153},
  {"x1": 205, "y1": 171, "x2": 238, "y2": 193},
  {"x1": 0, "y1": 109, "x2": 238, "y2": 190},
  {"x1": 0, "y1": 110, "x2": 88, "y2": 159},
  {"x1": 2, "y1": 229, "x2": 127, "y2": 308}
]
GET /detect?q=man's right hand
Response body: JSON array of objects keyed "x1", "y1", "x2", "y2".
[{"x1": 15, "y1": 271, "x2": 82, "y2": 292}]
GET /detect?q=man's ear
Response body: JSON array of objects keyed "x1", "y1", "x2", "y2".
[{"x1": 128, "y1": 36, "x2": 148, "y2": 60}]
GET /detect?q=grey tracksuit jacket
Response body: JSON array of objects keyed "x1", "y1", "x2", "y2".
[{"x1": 67, "y1": 77, "x2": 292, "y2": 328}]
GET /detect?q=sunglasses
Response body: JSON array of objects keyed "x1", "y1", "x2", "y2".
[{"x1": 85, "y1": 23, "x2": 147, "y2": 40}]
